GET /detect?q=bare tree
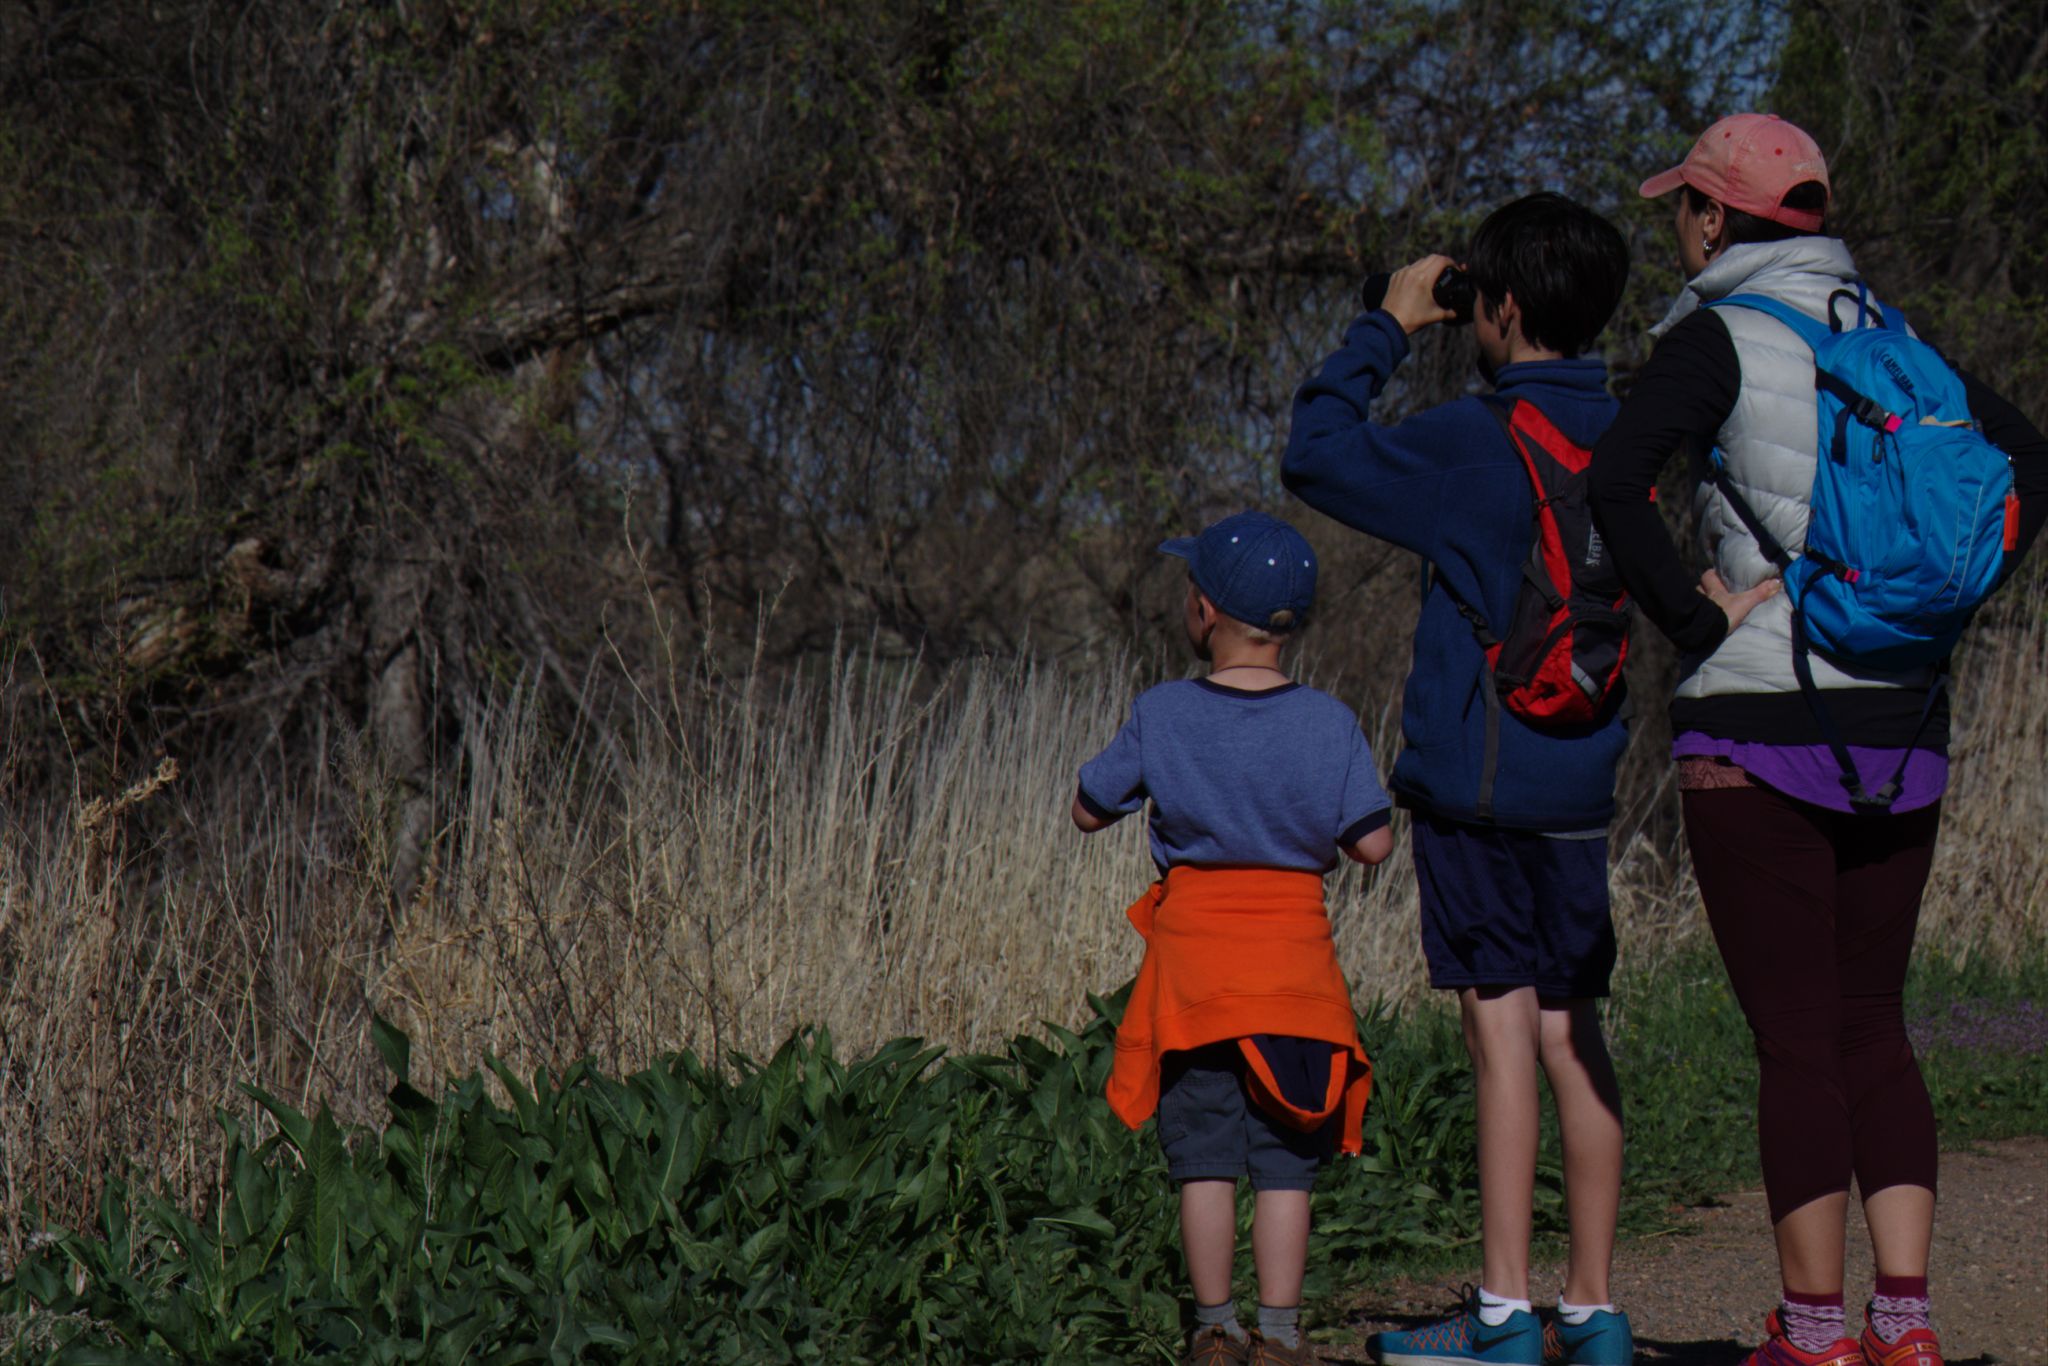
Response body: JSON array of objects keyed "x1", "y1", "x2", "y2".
[
  {"x1": 0, "y1": 0, "x2": 1777, "y2": 892},
  {"x1": 1779, "y1": 0, "x2": 2048, "y2": 417}
]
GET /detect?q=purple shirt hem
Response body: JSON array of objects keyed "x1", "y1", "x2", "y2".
[{"x1": 1671, "y1": 732, "x2": 1948, "y2": 814}]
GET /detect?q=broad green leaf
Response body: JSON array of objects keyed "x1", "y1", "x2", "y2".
[
  {"x1": 371, "y1": 1014, "x2": 412, "y2": 1082},
  {"x1": 1033, "y1": 1207, "x2": 1115, "y2": 1239}
]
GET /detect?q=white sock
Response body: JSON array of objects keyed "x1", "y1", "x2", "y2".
[
  {"x1": 1556, "y1": 1298, "x2": 1615, "y2": 1326},
  {"x1": 1256, "y1": 1304, "x2": 1301, "y2": 1349},
  {"x1": 1477, "y1": 1287, "x2": 1533, "y2": 1327},
  {"x1": 1194, "y1": 1300, "x2": 1247, "y2": 1344}
]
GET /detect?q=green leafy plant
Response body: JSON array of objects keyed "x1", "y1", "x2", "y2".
[
  {"x1": 8, "y1": 947, "x2": 2047, "y2": 1362},
  {"x1": 0, "y1": 994, "x2": 1516, "y2": 1364}
]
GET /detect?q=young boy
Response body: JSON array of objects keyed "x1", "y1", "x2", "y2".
[
  {"x1": 1073, "y1": 509, "x2": 1395, "y2": 1366},
  {"x1": 1282, "y1": 193, "x2": 1636, "y2": 1366}
]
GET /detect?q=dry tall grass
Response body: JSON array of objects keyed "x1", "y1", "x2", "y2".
[{"x1": 1, "y1": 614, "x2": 2044, "y2": 1255}]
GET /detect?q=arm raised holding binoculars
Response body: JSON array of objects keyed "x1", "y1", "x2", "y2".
[
  {"x1": 1376, "y1": 253, "x2": 1466, "y2": 333},
  {"x1": 1280, "y1": 256, "x2": 1516, "y2": 569}
]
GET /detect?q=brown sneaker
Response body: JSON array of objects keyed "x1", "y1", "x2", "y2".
[
  {"x1": 1246, "y1": 1329, "x2": 1316, "y2": 1365},
  {"x1": 1183, "y1": 1325, "x2": 1250, "y2": 1366}
]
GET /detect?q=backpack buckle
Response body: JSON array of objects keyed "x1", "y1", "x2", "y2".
[
  {"x1": 1852, "y1": 394, "x2": 1901, "y2": 433},
  {"x1": 1804, "y1": 551, "x2": 1860, "y2": 584}
]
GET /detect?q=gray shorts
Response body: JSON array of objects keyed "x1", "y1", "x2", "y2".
[{"x1": 1155, "y1": 1042, "x2": 1334, "y2": 1191}]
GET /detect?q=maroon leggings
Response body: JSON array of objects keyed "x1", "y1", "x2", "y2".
[{"x1": 1681, "y1": 786, "x2": 1941, "y2": 1222}]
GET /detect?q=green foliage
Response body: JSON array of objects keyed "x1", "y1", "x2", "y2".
[
  {"x1": 1600, "y1": 956, "x2": 1763, "y2": 1215},
  {"x1": 0, "y1": 996, "x2": 1490, "y2": 1364},
  {"x1": 5, "y1": 949, "x2": 2045, "y2": 1360},
  {"x1": 1585, "y1": 946, "x2": 2048, "y2": 1237},
  {"x1": 1905, "y1": 947, "x2": 2048, "y2": 1141}
]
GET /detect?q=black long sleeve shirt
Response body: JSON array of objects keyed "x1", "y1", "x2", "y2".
[{"x1": 1588, "y1": 308, "x2": 2048, "y2": 657}]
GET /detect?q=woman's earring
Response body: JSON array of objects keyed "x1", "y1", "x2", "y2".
[{"x1": 1701, "y1": 238, "x2": 1715, "y2": 254}]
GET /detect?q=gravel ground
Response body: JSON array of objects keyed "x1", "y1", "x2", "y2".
[{"x1": 1314, "y1": 1135, "x2": 2047, "y2": 1364}]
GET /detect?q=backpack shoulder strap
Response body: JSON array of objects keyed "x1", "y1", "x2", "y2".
[
  {"x1": 1477, "y1": 393, "x2": 1559, "y2": 481},
  {"x1": 1705, "y1": 462, "x2": 1795, "y2": 572},
  {"x1": 1464, "y1": 394, "x2": 1525, "y2": 825},
  {"x1": 1704, "y1": 293, "x2": 1831, "y2": 351},
  {"x1": 1475, "y1": 391, "x2": 1519, "y2": 440}
]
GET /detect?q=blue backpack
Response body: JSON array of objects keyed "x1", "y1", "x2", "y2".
[{"x1": 1704, "y1": 286, "x2": 2017, "y2": 807}]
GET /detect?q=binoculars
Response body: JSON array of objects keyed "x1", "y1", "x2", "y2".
[{"x1": 1359, "y1": 266, "x2": 1476, "y2": 325}]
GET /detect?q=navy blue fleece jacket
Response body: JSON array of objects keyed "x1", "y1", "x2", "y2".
[{"x1": 1282, "y1": 310, "x2": 1630, "y2": 831}]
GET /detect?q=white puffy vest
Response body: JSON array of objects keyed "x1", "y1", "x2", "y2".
[{"x1": 1657, "y1": 239, "x2": 1938, "y2": 699}]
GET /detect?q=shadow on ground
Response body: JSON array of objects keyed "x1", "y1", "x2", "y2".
[
  {"x1": 1327, "y1": 1312, "x2": 2002, "y2": 1365},
  {"x1": 1636, "y1": 1352, "x2": 1997, "y2": 1366}
]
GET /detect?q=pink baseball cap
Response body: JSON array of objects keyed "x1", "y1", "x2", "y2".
[{"x1": 1639, "y1": 113, "x2": 1831, "y2": 232}]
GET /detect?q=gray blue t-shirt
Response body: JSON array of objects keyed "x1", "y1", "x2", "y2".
[{"x1": 1077, "y1": 678, "x2": 1393, "y2": 874}]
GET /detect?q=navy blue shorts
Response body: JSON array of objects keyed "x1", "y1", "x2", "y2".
[
  {"x1": 1411, "y1": 810, "x2": 1615, "y2": 998},
  {"x1": 1155, "y1": 1043, "x2": 1333, "y2": 1191}
]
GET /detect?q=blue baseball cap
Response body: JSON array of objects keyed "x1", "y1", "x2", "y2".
[{"x1": 1159, "y1": 510, "x2": 1317, "y2": 630}]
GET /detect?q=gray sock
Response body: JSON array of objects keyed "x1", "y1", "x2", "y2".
[
  {"x1": 1195, "y1": 1300, "x2": 1247, "y2": 1344},
  {"x1": 1257, "y1": 1303, "x2": 1301, "y2": 1349}
]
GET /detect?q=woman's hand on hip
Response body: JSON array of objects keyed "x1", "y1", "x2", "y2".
[{"x1": 1699, "y1": 568, "x2": 1780, "y2": 634}]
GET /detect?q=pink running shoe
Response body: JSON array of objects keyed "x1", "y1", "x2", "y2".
[
  {"x1": 1739, "y1": 1310, "x2": 1862, "y2": 1366},
  {"x1": 1858, "y1": 1315, "x2": 1944, "y2": 1366}
]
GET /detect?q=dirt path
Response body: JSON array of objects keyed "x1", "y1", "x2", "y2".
[{"x1": 1317, "y1": 1136, "x2": 2047, "y2": 1365}]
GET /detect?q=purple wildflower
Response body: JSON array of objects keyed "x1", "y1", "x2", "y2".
[{"x1": 1907, "y1": 998, "x2": 2048, "y2": 1057}]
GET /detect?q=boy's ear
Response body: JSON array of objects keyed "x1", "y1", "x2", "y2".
[{"x1": 1488, "y1": 288, "x2": 1519, "y2": 342}]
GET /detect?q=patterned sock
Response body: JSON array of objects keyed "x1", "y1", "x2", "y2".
[
  {"x1": 1556, "y1": 1297, "x2": 1615, "y2": 1326},
  {"x1": 1195, "y1": 1300, "x2": 1248, "y2": 1344},
  {"x1": 1781, "y1": 1290, "x2": 1847, "y2": 1354},
  {"x1": 1868, "y1": 1274, "x2": 1931, "y2": 1343},
  {"x1": 1257, "y1": 1303, "x2": 1301, "y2": 1349},
  {"x1": 1477, "y1": 1287, "x2": 1533, "y2": 1327}
]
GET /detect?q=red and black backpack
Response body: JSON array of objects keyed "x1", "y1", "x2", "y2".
[{"x1": 1454, "y1": 397, "x2": 1634, "y2": 817}]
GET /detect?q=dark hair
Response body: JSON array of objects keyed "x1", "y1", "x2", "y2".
[
  {"x1": 1685, "y1": 181, "x2": 1829, "y2": 245},
  {"x1": 1465, "y1": 192, "x2": 1630, "y2": 357}
]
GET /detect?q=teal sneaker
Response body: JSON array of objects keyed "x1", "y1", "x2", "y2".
[
  {"x1": 1542, "y1": 1309, "x2": 1634, "y2": 1366},
  {"x1": 1367, "y1": 1290, "x2": 1543, "y2": 1365}
]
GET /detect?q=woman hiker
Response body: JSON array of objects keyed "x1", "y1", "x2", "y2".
[{"x1": 1587, "y1": 112, "x2": 2048, "y2": 1366}]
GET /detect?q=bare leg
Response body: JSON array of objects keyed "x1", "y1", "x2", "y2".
[
  {"x1": 1180, "y1": 1180, "x2": 1238, "y2": 1306},
  {"x1": 1774, "y1": 1191, "x2": 1850, "y2": 1296},
  {"x1": 1462, "y1": 985, "x2": 1542, "y2": 1301},
  {"x1": 1537, "y1": 997, "x2": 1624, "y2": 1306},
  {"x1": 1863, "y1": 1183, "x2": 1934, "y2": 1278},
  {"x1": 1251, "y1": 1189, "x2": 1311, "y2": 1307}
]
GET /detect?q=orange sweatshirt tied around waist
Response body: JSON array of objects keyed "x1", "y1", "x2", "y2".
[{"x1": 1106, "y1": 865, "x2": 1372, "y2": 1155}]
